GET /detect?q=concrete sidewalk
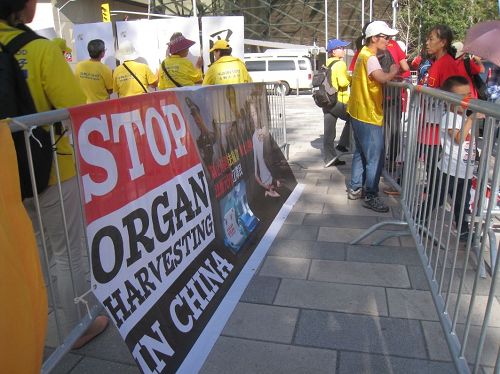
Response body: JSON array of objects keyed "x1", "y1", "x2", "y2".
[{"x1": 45, "y1": 95, "x2": 462, "y2": 374}]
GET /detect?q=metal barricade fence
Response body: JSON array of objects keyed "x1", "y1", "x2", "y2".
[
  {"x1": 266, "y1": 82, "x2": 288, "y2": 158},
  {"x1": 353, "y1": 81, "x2": 500, "y2": 374},
  {"x1": 7, "y1": 83, "x2": 288, "y2": 373}
]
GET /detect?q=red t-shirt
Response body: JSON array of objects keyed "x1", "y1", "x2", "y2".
[
  {"x1": 387, "y1": 41, "x2": 410, "y2": 78},
  {"x1": 419, "y1": 53, "x2": 461, "y2": 145},
  {"x1": 455, "y1": 58, "x2": 482, "y2": 99},
  {"x1": 426, "y1": 53, "x2": 460, "y2": 88}
]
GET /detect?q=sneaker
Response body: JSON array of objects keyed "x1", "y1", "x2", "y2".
[
  {"x1": 362, "y1": 196, "x2": 390, "y2": 213},
  {"x1": 324, "y1": 158, "x2": 346, "y2": 168},
  {"x1": 336, "y1": 145, "x2": 349, "y2": 153},
  {"x1": 347, "y1": 187, "x2": 363, "y2": 200}
]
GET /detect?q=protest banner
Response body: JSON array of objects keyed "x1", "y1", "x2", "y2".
[
  {"x1": 74, "y1": 22, "x2": 116, "y2": 69},
  {"x1": 69, "y1": 83, "x2": 297, "y2": 373}
]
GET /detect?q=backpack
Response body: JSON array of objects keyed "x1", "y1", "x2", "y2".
[
  {"x1": 0, "y1": 27, "x2": 53, "y2": 199},
  {"x1": 312, "y1": 60, "x2": 339, "y2": 108},
  {"x1": 377, "y1": 49, "x2": 395, "y2": 73},
  {"x1": 463, "y1": 57, "x2": 488, "y2": 101}
]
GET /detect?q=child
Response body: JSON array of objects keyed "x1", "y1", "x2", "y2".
[{"x1": 439, "y1": 75, "x2": 483, "y2": 239}]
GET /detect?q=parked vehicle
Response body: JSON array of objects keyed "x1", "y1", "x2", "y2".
[{"x1": 244, "y1": 53, "x2": 313, "y2": 95}]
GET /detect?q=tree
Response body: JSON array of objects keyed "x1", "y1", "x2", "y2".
[{"x1": 397, "y1": 0, "x2": 498, "y2": 58}]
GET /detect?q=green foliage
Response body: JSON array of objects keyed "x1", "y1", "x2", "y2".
[{"x1": 398, "y1": 0, "x2": 498, "y2": 56}]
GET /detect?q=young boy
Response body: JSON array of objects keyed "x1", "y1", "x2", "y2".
[{"x1": 439, "y1": 75, "x2": 483, "y2": 239}]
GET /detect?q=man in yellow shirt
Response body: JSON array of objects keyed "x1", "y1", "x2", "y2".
[
  {"x1": 346, "y1": 21, "x2": 399, "y2": 212},
  {"x1": 75, "y1": 39, "x2": 113, "y2": 103},
  {"x1": 323, "y1": 38, "x2": 351, "y2": 168},
  {"x1": 0, "y1": 0, "x2": 109, "y2": 367},
  {"x1": 202, "y1": 40, "x2": 252, "y2": 85},
  {"x1": 158, "y1": 33, "x2": 203, "y2": 89},
  {"x1": 113, "y1": 40, "x2": 158, "y2": 97}
]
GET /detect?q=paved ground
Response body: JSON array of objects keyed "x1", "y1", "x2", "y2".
[{"x1": 44, "y1": 94, "x2": 498, "y2": 373}]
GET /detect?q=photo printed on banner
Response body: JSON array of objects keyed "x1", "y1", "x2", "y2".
[{"x1": 69, "y1": 83, "x2": 297, "y2": 374}]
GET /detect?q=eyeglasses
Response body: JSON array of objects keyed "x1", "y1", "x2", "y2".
[{"x1": 377, "y1": 34, "x2": 390, "y2": 40}]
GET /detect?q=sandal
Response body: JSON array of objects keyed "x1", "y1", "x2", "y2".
[{"x1": 72, "y1": 315, "x2": 109, "y2": 350}]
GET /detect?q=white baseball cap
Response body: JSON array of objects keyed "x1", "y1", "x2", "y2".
[
  {"x1": 116, "y1": 40, "x2": 139, "y2": 62},
  {"x1": 452, "y1": 41, "x2": 464, "y2": 58},
  {"x1": 365, "y1": 21, "x2": 398, "y2": 39}
]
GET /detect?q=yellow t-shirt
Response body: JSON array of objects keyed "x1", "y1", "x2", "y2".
[
  {"x1": 75, "y1": 60, "x2": 113, "y2": 103},
  {"x1": 0, "y1": 21, "x2": 86, "y2": 185},
  {"x1": 113, "y1": 60, "x2": 157, "y2": 97},
  {"x1": 347, "y1": 46, "x2": 384, "y2": 126},
  {"x1": 326, "y1": 57, "x2": 351, "y2": 104},
  {"x1": 158, "y1": 55, "x2": 203, "y2": 89},
  {"x1": 202, "y1": 56, "x2": 252, "y2": 85}
]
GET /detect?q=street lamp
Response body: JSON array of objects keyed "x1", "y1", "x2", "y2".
[{"x1": 56, "y1": 0, "x2": 77, "y2": 38}]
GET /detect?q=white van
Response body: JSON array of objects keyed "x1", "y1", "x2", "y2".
[{"x1": 244, "y1": 53, "x2": 313, "y2": 95}]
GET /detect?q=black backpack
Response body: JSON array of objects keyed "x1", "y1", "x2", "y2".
[
  {"x1": 312, "y1": 60, "x2": 339, "y2": 108},
  {"x1": 463, "y1": 57, "x2": 488, "y2": 101},
  {"x1": 377, "y1": 49, "x2": 396, "y2": 73},
  {"x1": 0, "y1": 27, "x2": 53, "y2": 199}
]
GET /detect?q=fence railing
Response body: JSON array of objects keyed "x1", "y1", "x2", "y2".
[
  {"x1": 7, "y1": 82, "x2": 288, "y2": 373},
  {"x1": 352, "y1": 81, "x2": 500, "y2": 374}
]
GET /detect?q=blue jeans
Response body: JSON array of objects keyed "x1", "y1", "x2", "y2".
[{"x1": 349, "y1": 118, "x2": 385, "y2": 196}]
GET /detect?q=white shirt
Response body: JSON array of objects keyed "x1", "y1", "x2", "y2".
[{"x1": 438, "y1": 112, "x2": 476, "y2": 179}]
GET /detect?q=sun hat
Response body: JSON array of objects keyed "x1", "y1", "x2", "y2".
[
  {"x1": 326, "y1": 38, "x2": 350, "y2": 52},
  {"x1": 169, "y1": 35, "x2": 196, "y2": 55},
  {"x1": 209, "y1": 40, "x2": 230, "y2": 52},
  {"x1": 452, "y1": 41, "x2": 465, "y2": 58},
  {"x1": 116, "y1": 40, "x2": 139, "y2": 62},
  {"x1": 364, "y1": 21, "x2": 398, "y2": 39},
  {"x1": 52, "y1": 37, "x2": 72, "y2": 53}
]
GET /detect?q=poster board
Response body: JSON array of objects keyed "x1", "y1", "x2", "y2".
[
  {"x1": 74, "y1": 22, "x2": 116, "y2": 69},
  {"x1": 69, "y1": 83, "x2": 298, "y2": 373},
  {"x1": 201, "y1": 16, "x2": 245, "y2": 71},
  {"x1": 116, "y1": 17, "x2": 200, "y2": 73}
]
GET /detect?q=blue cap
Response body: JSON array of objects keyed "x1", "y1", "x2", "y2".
[{"x1": 326, "y1": 39, "x2": 350, "y2": 52}]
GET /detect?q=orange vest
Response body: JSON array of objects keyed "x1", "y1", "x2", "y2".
[{"x1": 347, "y1": 46, "x2": 384, "y2": 126}]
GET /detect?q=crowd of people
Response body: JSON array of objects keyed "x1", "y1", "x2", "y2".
[
  {"x1": 74, "y1": 34, "x2": 251, "y2": 103},
  {"x1": 321, "y1": 19, "x2": 498, "y2": 218}
]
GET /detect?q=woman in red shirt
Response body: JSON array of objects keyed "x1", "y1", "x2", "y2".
[{"x1": 419, "y1": 25, "x2": 460, "y2": 215}]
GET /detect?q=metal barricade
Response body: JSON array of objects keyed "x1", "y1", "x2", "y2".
[
  {"x1": 266, "y1": 82, "x2": 288, "y2": 158},
  {"x1": 352, "y1": 81, "x2": 500, "y2": 374},
  {"x1": 8, "y1": 82, "x2": 288, "y2": 373}
]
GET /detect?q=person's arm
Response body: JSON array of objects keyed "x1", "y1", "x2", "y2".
[
  {"x1": 103, "y1": 65, "x2": 113, "y2": 95},
  {"x1": 470, "y1": 56, "x2": 485, "y2": 74},
  {"x1": 335, "y1": 62, "x2": 351, "y2": 88},
  {"x1": 399, "y1": 58, "x2": 410, "y2": 72},
  {"x1": 41, "y1": 42, "x2": 86, "y2": 108},
  {"x1": 448, "y1": 113, "x2": 484, "y2": 144}
]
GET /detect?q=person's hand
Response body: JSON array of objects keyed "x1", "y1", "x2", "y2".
[
  {"x1": 196, "y1": 56, "x2": 203, "y2": 69},
  {"x1": 471, "y1": 55, "x2": 482, "y2": 64},
  {"x1": 474, "y1": 112, "x2": 486, "y2": 119}
]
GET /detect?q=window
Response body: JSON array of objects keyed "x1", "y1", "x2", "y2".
[
  {"x1": 298, "y1": 60, "x2": 309, "y2": 70},
  {"x1": 268, "y1": 60, "x2": 295, "y2": 71},
  {"x1": 245, "y1": 61, "x2": 266, "y2": 72}
]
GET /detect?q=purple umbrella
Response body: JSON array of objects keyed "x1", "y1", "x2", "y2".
[{"x1": 463, "y1": 20, "x2": 500, "y2": 67}]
